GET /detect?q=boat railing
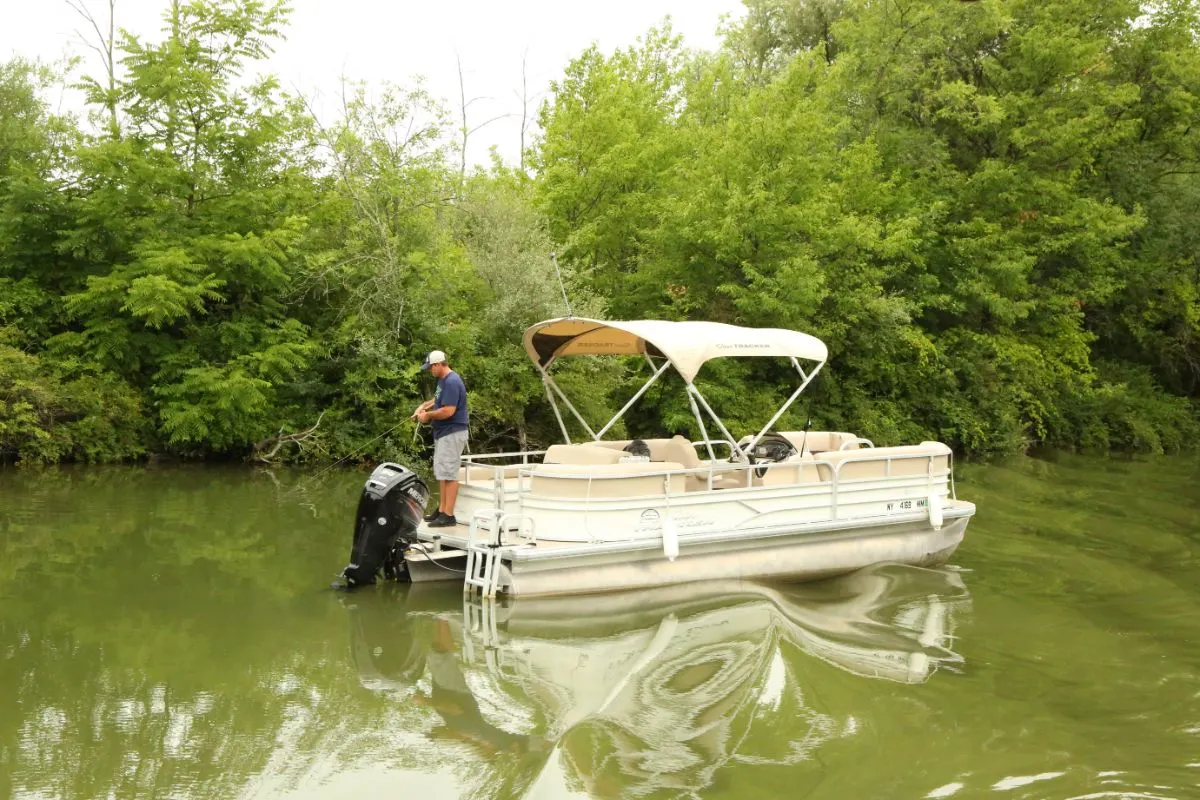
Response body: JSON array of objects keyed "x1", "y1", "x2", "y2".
[
  {"x1": 461, "y1": 449, "x2": 547, "y2": 467},
  {"x1": 458, "y1": 450, "x2": 548, "y2": 482},
  {"x1": 493, "y1": 449, "x2": 952, "y2": 510},
  {"x1": 454, "y1": 441, "x2": 956, "y2": 536}
]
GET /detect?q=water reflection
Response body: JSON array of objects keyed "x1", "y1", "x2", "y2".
[
  {"x1": 9, "y1": 460, "x2": 1200, "y2": 796},
  {"x1": 5, "y1": 457, "x2": 1199, "y2": 798},
  {"x1": 344, "y1": 565, "x2": 971, "y2": 798}
]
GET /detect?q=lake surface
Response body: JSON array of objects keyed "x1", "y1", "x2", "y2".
[{"x1": 1, "y1": 454, "x2": 1198, "y2": 799}]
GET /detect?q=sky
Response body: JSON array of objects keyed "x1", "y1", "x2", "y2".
[{"x1": 0, "y1": 0, "x2": 745, "y2": 166}]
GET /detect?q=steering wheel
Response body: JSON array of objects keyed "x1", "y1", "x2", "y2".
[{"x1": 743, "y1": 433, "x2": 798, "y2": 479}]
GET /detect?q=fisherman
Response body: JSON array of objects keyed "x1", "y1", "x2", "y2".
[{"x1": 412, "y1": 349, "x2": 469, "y2": 527}]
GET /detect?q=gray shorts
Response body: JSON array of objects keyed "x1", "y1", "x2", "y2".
[{"x1": 432, "y1": 429, "x2": 469, "y2": 481}]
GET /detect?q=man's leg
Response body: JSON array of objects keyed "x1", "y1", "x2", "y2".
[
  {"x1": 441, "y1": 478, "x2": 459, "y2": 517},
  {"x1": 429, "y1": 430, "x2": 467, "y2": 525}
]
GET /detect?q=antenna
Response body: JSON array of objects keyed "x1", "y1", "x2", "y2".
[
  {"x1": 550, "y1": 251, "x2": 573, "y2": 319},
  {"x1": 798, "y1": 393, "x2": 814, "y2": 456}
]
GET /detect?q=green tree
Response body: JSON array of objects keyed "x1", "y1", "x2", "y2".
[
  {"x1": 533, "y1": 0, "x2": 1199, "y2": 453},
  {"x1": 47, "y1": 0, "x2": 320, "y2": 456}
]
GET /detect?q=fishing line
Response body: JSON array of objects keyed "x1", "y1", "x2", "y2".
[
  {"x1": 308, "y1": 420, "x2": 407, "y2": 480},
  {"x1": 284, "y1": 418, "x2": 412, "y2": 499}
]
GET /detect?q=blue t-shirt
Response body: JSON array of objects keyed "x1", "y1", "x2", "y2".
[{"x1": 432, "y1": 371, "x2": 469, "y2": 439}]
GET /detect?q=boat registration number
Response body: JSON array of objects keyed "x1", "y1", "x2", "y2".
[{"x1": 887, "y1": 499, "x2": 927, "y2": 512}]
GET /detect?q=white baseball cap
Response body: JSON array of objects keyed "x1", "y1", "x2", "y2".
[{"x1": 421, "y1": 350, "x2": 447, "y2": 370}]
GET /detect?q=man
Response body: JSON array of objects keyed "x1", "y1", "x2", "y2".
[{"x1": 413, "y1": 349, "x2": 469, "y2": 527}]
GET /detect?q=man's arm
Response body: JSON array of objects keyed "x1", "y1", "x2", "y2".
[{"x1": 418, "y1": 404, "x2": 456, "y2": 422}]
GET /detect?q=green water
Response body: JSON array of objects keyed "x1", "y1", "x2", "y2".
[{"x1": 1, "y1": 455, "x2": 1198, "y2": 799}]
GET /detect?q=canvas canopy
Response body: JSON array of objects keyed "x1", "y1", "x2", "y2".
[{"x1": 523, "y1": 318, "x2": 828, "y2": 383}]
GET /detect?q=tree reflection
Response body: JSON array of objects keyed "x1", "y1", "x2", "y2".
[{"x1": 0, "y1": 466, "x2": 368, "y2": 799}]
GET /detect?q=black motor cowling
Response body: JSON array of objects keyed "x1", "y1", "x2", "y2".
[{"x1": 341, "y1": 463, "x2": 429, "y2": 588}]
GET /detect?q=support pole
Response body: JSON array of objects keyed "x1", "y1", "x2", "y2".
[
  {"x1": 546, "y1": 373, "x2": 598, "y2": 440},
  {"x1": 687, "y1": 384, "x2": 741, "y2": 459},
  {"x1": 741, "y1": 358, "x2": 823, "y2": 457},
  {"x1": 595, "y1": 359, "x2": 673, "y2": 440},
  {"x1": 540, "y1": 370, "x2": 572, "y2": 444}
]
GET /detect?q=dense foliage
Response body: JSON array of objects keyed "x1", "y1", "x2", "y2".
[{"x1": 1, "y1": 0, "x2": 1197, "y2": 464}]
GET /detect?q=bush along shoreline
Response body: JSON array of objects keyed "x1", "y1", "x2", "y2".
[{"x1": 1, "y1": 0, "x2": 1197, "y2": 466}]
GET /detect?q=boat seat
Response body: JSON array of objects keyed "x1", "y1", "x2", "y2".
[
  {"x1": 813, "y1": 442, "x2": 951, "y2": 481},
  {"x1": 653, "y1": 436, "x2": 751, "y2": 491},
  {"x1": 755, "y1": 455, "x2": 825, "y2": 487},
  {"x1": 585, "y1": 437, "x2": 748, "y2": 490},
  {"x1": 775, "y1": 431, "x2": 859, "y2": 454},
  {"x1": 529, "y1": 462, "x2": 686, "y2": 499},
  {"x1": 543, "y1": 443, "x2": 626, "y2": 466},
  {"x1": 591, "y1": 438, "x2": 688, "y2": 462}
]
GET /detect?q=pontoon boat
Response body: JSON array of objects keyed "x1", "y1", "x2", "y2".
[{"x1": 339, "y1": 318, "x2": 975, "y2": 597}]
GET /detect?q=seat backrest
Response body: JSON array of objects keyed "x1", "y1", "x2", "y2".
[
  {"x1": 592, "y1": 438, "x2": 701, "y2": 468},
  {"x1": 756, "y1": 456, "x2": 824, "y2": 487},
  {"x1": 543, "y1": 443, "x2": 625, "y2": 466},
  {"x1": 530, "y1": 462, "x2": 684, "y2": 498},
  {"x1": 777, "y1": 431, "x2": 858, "y2": 454},
  {"x1": 661, "y1": 435, "x2": 702, "y2": 470}
]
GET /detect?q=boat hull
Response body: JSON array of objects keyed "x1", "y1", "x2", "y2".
[{"x1": 410, "y1": 501, "x2": 973, "y2": 597}]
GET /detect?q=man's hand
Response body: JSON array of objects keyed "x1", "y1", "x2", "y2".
[
  {"x1": 412, "y1": 399, "x2": 434, "y2": 420},
  {"x1": 416, "y1": 409, "x2": 430, "y2": 424}
]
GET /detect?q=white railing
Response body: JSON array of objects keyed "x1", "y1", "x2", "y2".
[{"x1": 457, "y1": 446, "x2": 955, "y2": 530}]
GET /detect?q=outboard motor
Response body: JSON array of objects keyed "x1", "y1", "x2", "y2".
[{"x1": 340, "y1": 463, "x2": 429, "y2": 588}]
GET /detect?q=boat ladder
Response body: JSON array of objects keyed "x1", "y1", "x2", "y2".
[
  {"x1": 462, "y1": 596, "x2": 527, "y2": 677},
  {"x1": 461, "y1": 595, "x2": 500, "y2": 670},
  {"x1": 462, "y1": 510, "x2": 536, "y2": 598}
]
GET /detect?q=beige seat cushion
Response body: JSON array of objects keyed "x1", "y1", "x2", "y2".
[
  {"x1": 776, "y1": 431, "x2": 858, "y2": 454},
  {"x1": 592, "y1": 438, "x2": 689, "y2": 462},
  {"x1": 661, "y1": 435, "x2": 702, "y2": 469},
  {"x1": 530, "y1": 462, "x2": 685, "y2": 498},
  {"x1": 756, "y1": 456, "x2": 824, "y2": 487},
  {"x1": 543, "y1": 443, "x2": 625, "y2": 466}
]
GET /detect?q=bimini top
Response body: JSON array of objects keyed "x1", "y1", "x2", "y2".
[{"x1": 522, "y1": 318, "x2": 828, "y2": 383}]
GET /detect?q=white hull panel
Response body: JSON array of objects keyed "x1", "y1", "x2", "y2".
[{"x1": 413, "y1": 502, "x2": 973, "y2": 597}]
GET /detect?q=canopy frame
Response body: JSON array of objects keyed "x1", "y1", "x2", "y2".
[{"x1": 524, "y1": 318, "x2": 828, "y2": 456}]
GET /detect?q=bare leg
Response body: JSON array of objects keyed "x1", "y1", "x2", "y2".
[{"x1": 441, "y1": 479, "x2": 460, "y2": 517}]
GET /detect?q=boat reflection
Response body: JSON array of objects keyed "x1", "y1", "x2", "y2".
[{"x1": 344, "y1": 564, "x2": 971, "y2": 798}]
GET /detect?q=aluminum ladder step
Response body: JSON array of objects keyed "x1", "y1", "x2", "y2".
[
  {"x1": 461, "y1": 510, "x2": 537, "y2": 598},
  {"x1": 463, "y1": 542, "x2": 502, "y2": 598}
]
